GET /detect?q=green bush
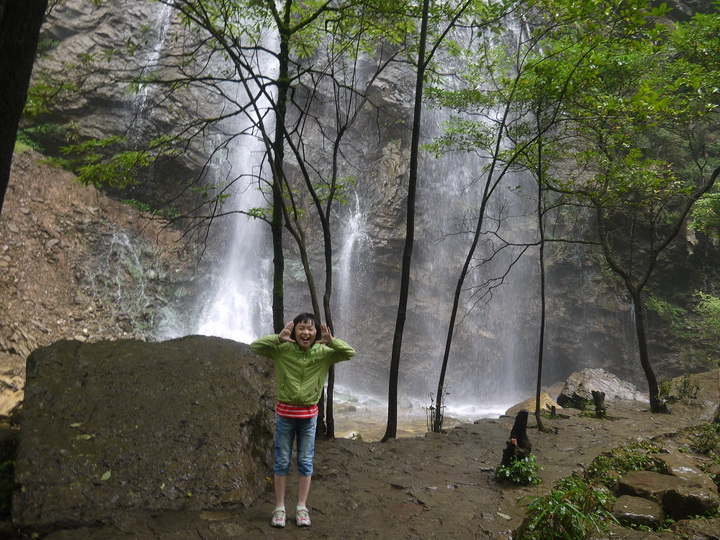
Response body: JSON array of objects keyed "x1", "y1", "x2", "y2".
[
  {"x1": 680, "y1": 421, "x2": 720, "y2": 455},
  {"x1": 495, "y1": 454, "x2": 542, "y2": 486},
  {"x1": 659, "y1": 373, "x2": 700, "y2": 403},
  {"x1": 675, "y1": 373, "x2": 700, "y2": 400},
  {"x1": 584, "y1": 441, "x2": 665, "y2": 491},
  {"x1": 516, "y1": 475, "x2": 617, "y2": 539}
]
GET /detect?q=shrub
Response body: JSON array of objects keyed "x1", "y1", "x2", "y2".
[
  {"x1": 584, "y1": 441, "x2": 665, "y2": 491},
  {"x1": 495, "y1": 454, "x2": 542, "y2": 486},
  {"x1": 515, "y1": 475, "x2": 617, "y2": 539},
  {"x1": 680, "y1": 421, "x2": 720, "y2": 455},
  {"x1": 675, "y1": 373, "x2": 700, "y2": 400}
]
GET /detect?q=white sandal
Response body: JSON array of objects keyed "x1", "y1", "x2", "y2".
[
  {"x1": 271, "y1": 508, "x2": 286, "y2": 528},
  {"x1": 296, "y1": 507, "x2": 311, "y2": 527}
]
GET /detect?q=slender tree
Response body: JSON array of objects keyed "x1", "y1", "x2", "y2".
[
  {"x1": 382, "y1": 0, "x2": 430, "y2": 442},
  {"x1": 382, "y1": 0, "x2": 517, "y2": 441},
  {"x1": 426, "y1": 0, "x2": 720, "y2": 420},
  {"x1": 554, "y1": 5, "x2": 720, "y2": 412}
]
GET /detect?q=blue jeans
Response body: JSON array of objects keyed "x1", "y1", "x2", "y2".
[{"x1": 274, "y1": 414, "x2": 317, "y2": 477}]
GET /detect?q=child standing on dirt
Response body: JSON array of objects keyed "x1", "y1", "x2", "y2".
[{"x1": 250, "y1": 312, "x2": 355, "y2": 528}]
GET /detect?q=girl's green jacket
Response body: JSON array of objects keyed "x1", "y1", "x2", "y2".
[{"x1": 250, "y1": 334, "x2": 356, "y2": 406}]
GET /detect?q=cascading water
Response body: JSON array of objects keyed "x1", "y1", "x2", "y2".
[
  {"x1": 335, "y1": 194, "x2": 373, "y2": 319},
  {"x1": 133, "y1": 3, "x2": 173, "y2": 118},
  {"x1": 325, "y1": 105, "x2": 542, "y2": 437},
  {"x1": 193, "y1": 135, "x2": 273, "y2": 343},
  {"x1": 127, "y1": 2, "x2": 174, "y2": 139},
  {"x1": 192, "y1": 33, "x2": 277, "y2": 343},
  {"x1": 404, "y1": 111, "x2": 540, "y2": 420}
]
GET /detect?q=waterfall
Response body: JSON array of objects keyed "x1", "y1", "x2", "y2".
[
  {"x1": 133, "y1": 3, "x2": 173, "y2": 117},
  {"x1": 193, "y1": 135, "x2": 273, "y2": 343},
  {"x1": 326, "y1": 105, "x2": 541, "y2": 425},
  {"x1": 192, "y1": 32, "x2": 277, "y2": 343},
  {"x1": 128, "y1": 2, "x2": 174, "y2": 136},
  {"x1": 335, "y1": 194, "x2": 373, "y2": 325},
  {"x1": 408, "y1": 112, "x2": 540, "y2": 417}
]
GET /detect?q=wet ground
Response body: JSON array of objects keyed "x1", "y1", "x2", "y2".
[{"x1": 34, "y1": 373, "x2": 719, "y2": 540}]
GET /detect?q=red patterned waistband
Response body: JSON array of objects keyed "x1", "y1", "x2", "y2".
[{"x1": 276, "y1": 401, "x2": 319, "y2": 419}]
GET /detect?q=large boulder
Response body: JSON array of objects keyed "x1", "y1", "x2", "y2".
[
  {"x1": 619, "y1": 470, "x2": 720, "y2": 520},
  {"x1": 504, "y1": 392, "x2": 562, "y2": 417},
  {"x1": 13, "y1": 336, "x2": 275, "y2": 530},
  {"x1": 557, "y1": 368, "x2": 648, "y2": 407}
]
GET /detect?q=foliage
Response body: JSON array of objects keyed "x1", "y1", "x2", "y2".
[
  {"x1": 14, "y1": 131, "x2": 43, "y2": 154},
  {"x1": 695, "y1": 292, "x2": 720, "y2": 339},
  {"x1": 24, "y1": 75, "x2": 77, "y2": 118},
  {"x1": 692, "y1": 191, "x2": 720, "y2": 237},
  {"x1": 121, "y1": 199, "x2": 180, "y2": 220},
  {"x1": 678, "y1": 421, "x2": 720, "y2": 455},
  {"x1": 516, "y1": 475, "x2": 617, "y2": 539},
  {"x1": 495, "y1": 454, "x2": 542, "y2": 486},
  {"x1": 17, "y1": 123, "x2": 73, "y2": 154},
  {"x1": 657, "y1": 378, "x2": 673, "y2": 403},
  {"x1": 59, "y1": 135, "x2": 181, "y2": 189},
  {"x1": 563, "y1": 395, "x2": 593, "y2": 411},
  {"x1": 646, "y1": 293, "x2": 687, "y2": 337},
  {"x1": 674, "y1": 373, "x2": 701, "y2": 400},
  {"x1": 579, "y1": 408, "x2": 607, "y2": 420},
  {"x1": 584, "y1": 440, "x2": 665, "y2": 491}
]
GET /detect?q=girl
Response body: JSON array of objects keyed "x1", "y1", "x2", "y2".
[{"x1": 250, "y1": 312, "x2": 355, "y2": 528}]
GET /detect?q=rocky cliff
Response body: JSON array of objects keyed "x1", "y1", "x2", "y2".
[{"x1": 15, "y1": 0, "x2": 720, "y2": 406}]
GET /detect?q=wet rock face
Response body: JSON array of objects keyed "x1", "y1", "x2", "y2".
[{"x1": 12, "y1": 336, "x2": 275, "y2": 530}]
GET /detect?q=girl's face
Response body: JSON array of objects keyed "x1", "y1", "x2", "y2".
[{"x1": 294, "y1": 320, "x2": 317, "y2": 351}]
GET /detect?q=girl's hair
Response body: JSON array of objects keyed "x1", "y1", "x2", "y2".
[{"x1": 292, "y1": 312, "x2": 322, "y2": 344}]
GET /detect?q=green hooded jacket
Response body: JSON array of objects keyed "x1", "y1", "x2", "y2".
[{"x1": 250, "y1": 334, "x2": 356, "y2": 406}]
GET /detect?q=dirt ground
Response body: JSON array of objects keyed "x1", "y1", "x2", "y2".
[
  {"x1": 33, "y1": 370, "x2": 719, "y2": 540},
  {"x1": 0, "y1": 149, "x2": 192, "y2": 417}
]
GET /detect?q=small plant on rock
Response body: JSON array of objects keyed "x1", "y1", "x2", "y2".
[
  {"x1": 425, "y1": 391, "x2": 446, "y2": 433},
  {"x1": 584, "y1": 441, "x2": 665, "y2": 491},
  {"x1": 682, "y1": 421, "x2": 720, "y2": 455},
  {"x1": 659, "y1": 373, "x2": 701, "y2": 404},
  {"x1": 675, "y1": 373, "x2": 700, "y2": 400},
  {"x1": 565, "y1": 395, "x2": 593, "y2": 411}
]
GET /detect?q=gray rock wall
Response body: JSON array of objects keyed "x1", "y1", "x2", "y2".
[{"x1": 13, "y1": 336, "x2": 275, "y2": 530}]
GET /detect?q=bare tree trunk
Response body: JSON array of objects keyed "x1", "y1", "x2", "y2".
[
  {"x1": 382, "y1": 0, "x2": 430, "y2": 442},
  {"x1": 534, "y1": 169, "x2": 546, "y2": 432},
  {"x1": 0, "y1": 0, "x2": 48, "y2": 216},
  {"x1": 630, "y1": 290, "x2": 667, "y2": 413},
  {"x1": 591, "y1": 390, "x2": 606, "y2": 417},
  {"x1": 269, "y1": 26, "x2": 292, "y2": 333}
]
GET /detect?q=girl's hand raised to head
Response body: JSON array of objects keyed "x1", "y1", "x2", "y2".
[
  {"x1": 278, "y1": 321, "x2": 295, "y2": 343},
  {"x1": 318, "y1": 324, "x2": 333, "y2": 344}
]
